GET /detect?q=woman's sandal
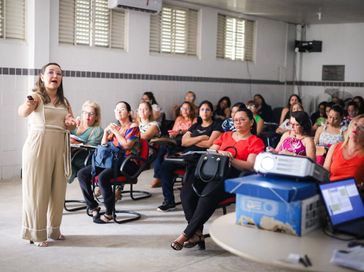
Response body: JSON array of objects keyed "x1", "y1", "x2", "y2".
[
  {"x1": 55, "y1": 234, "x2": 65, "y2": 240},
  {"x1": 93, "y1": 214, "x2": 113, "y2": 224},
  {"x1": 170, "y1": 241, "x2": 183, "y2": 251},
  {"x1": 30, "y1": 241, "x2": 48, "y2": 247},
  {"x1": 183, "y1": 233, "x2": 205, "y2": 250},
  {"x1": 91, "y1": 207, "x2": 101, "y2": 221}
]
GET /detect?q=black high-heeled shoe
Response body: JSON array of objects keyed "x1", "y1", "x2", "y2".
[{"x1": 183, "y1": 234, "x2": 205, "y2": 250}]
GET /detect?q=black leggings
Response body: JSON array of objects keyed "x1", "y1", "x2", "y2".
[
  {"x1": 77, "y1": 161, "x2": 138, "y2": 215},
  {"x1": 180, "y1": 166, "x2": 237, "y2": 237}
]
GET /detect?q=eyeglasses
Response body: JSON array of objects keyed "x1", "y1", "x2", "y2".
[
  {"x1": 180, "y1": 107, "x2": 190, "y2": 111},
  {"x1": 82, "y1": 111, "x2": 96, "y2": 116}
]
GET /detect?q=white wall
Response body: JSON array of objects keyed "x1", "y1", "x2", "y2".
[
  {"x1": 0, "y1": 0, "x2": 295, "y2": 179},
  {"x1": 299, "y1": 23, "x2": 364, "y2": 108}
]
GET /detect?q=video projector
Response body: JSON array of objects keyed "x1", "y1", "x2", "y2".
[{"x1": 254, "y1": 152, "x2": 329, "y2": 182}]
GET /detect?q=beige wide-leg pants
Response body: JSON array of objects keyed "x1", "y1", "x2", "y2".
[{"x1": 22, "y1": 129, "x2": 67, "y2": 242}]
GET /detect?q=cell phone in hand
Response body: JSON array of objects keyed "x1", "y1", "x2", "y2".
[{"x1": 27, "y1": 95, "x2": 34, "y2": 101}]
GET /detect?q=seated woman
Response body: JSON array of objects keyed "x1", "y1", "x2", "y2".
[
  {"x1": 324, "y1": 114, "x2": 364, "y2": 191},
  {"x1": 276, "y1": 102, "x2": 304, "y2": 135},
  {"x1": 170, "y1": 108, "x2": 265, "y2": 250},
  {"x1": 269, "y1": 111, "x2": 316, "y2": 161},
  {"x1": 68, "y1": 100, "x2": 104, "y2": 183},
  {"x1": 279, "y1": 94, "x2": 302, "y2": 126},
  {"x1": 173, "y1": 90, "x2": 198, "y2": 119},
  {"x1": 221, "y1": 102, "x2": 246, "y2": 132},
  {"x1": 141, "y1": 91, "x2": 164, "y2": 126},
  {"x1": 311, "y1": 101, "x2": 327, "y2": 132},
  {"x1": 77, "y1": 101, "x2": 140, "y2": 224},
  {"x1": 314, "y1": 105, "x2": 346, "y2": 165},
  {"x1": 253, "y1": 94, "x2": 273, "y2": 122},
  {"x1": 137, "y1": 101, "x2": 161, "y2": 140},
  {"x1": 246, "y1": 100, "x2": 264, "y2": 135},
  {"x1": 151, "y1": 101, "x2": 197, "y2": 188},
  {"x1": 214, "y1": 96, "x2": 231, "y2": 120},
  {"x1": 157, "y1": 100, "x2": 223, "y2": 212}
]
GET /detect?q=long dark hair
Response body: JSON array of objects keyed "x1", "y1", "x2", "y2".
[
  {"x1": 143, "y1": 91, "x2": 158, "y2": 105},
  {"x1": 197, "y1": 100, "x2": 214, "y2": 124},
  {"x1": 235, "y1": 108, "x2": 257, "y2": 135},
  {"x1": 116, "y1": 101, "x2": 133, "y2": 122},
  {"x1": 291, "y1": 111, "x2": 311, "y2": 136},
  {"x1": 32, "y1": 62, "x2": 68, "y2": 108},
  {"x1": 179, "y1": 101, "x2": 195, "y2": 121},
  {"x1": 253, "y1": 94, "x2": 267, "y2": 106},
  {"x1": 286, "y1": 94, "x2": 302, "y2": 108}
]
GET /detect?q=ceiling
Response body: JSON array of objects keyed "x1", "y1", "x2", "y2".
[{"x1": 180, "y1": 0, "x2": 364, "y2": 25}]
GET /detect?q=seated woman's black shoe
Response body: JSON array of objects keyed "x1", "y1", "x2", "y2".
[{"x1": 183, "y1": 234, "x2": 205, "y2": 250}]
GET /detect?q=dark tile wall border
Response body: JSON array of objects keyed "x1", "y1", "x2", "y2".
[{"x1": 1, "y1": 67, "x2": 363, "y2": 87}]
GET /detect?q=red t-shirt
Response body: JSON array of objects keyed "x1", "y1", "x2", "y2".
[
  {"x1": 329, "y1": 142, "x2": 364, "y2": 188},
  {"x1": 213, "y1": 131, "x2": 265, "y2": 161}
]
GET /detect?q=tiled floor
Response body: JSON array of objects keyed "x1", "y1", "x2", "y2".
[{"x1": 0, "y1": 170, "x2": 292, "y2": 272}]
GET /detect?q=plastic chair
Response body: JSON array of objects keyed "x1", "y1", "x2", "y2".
[{"x1": 91, "y1": 138, "x2": 156, "y2": 223}]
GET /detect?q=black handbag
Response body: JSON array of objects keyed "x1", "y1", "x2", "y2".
[{"x1": 193, "y1": 146, "x2": 237, "y2": 197}]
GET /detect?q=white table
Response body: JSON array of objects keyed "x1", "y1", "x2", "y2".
[{"x1": 210, "y1": 213, "x2": 352, "y2": 272}]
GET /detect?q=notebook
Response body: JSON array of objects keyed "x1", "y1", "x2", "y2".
[{"x1": 319, "y1": 178, "x2": 364, "y2": 238}]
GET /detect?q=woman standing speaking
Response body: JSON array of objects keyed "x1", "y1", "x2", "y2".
[{"x1": 18, "y1": 63, "x2": 76, "y2": 247}]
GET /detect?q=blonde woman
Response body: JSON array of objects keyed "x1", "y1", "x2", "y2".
[
  {"x1": 324, "y1": 114, "x2": 364, "y2": 190},
  {"x1": 69, "y1": 101, "x2": 104, "y2": 183}
]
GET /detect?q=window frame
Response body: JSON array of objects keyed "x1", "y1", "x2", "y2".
[
  {"x1": 59, "y1": 0, "x2": 125, "y2": 49},
  {"x1": 149, "y1": 3, "x2": 198, "y2": 57},
  {"x1": 216, "y1": 13, "x2": 255, "y2": 62},
  {"x1": 0, "y1": 0, "x2": 26, "y2": 40}
]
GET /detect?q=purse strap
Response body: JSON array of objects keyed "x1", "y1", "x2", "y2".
[{"x1": 222, "y1": 145, "x2": 237, "y2": 158}]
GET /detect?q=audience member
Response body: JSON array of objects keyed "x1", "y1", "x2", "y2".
[
  {"x1": 279, "y1": 94, "x2": 302, "y2": 125},
  {"x1": 246, "y1": 100, "x2": 264, "y2": 135},
  {"x1": 18, "y1": 62, "x2": 76, "y2": 247},
  {"x1": 141, "y1": 91, "x2": 164, "y2": 125},
  {"x1": 77, "y1": 101, "x2": 140, "y2": 224},
  {"x1": 68, "y1": 100, "x2": 104, "y2": 183},
  {"x1": 311, "y1": 101, "x2": 327, "y2": 132},
  {"x1": 276, "y1": 102, "x2": 304, "y2": 135},
  {"x1": 269, "y1": 111, "x2": 315, "y2": 160},
  {"x1": 253, "y1": 94, "x2": 273, "y2": 122},
  {"x1": 150, "y1": 101, "x2": 197, "y2": 188},
  {"x1": 170, "y1": 108, "x2": 265, "y2": 250},
  {"x1": 324, "y1": 114, "x2": 364, "y2": 191},
  {"x1": 157, "y1": 100, "x2": 223, "y2": 212},
  {"x1": 173, "y1": 90, "x2": 198, "y2": 118},
  {"x1": 343, "y1": 101, "x2": 360, "y2": 126},
  {"x1": 214, "y1": 96, "x2": 231, "y2": 120},
  {"x1": 221, "y1": 102, "x2": 246, "y2": 132},
  {"x1": 352, "y1": 96, "x2": 364, "y2": 114},
  {"x1": 314, "y1": 105, "x2": 346, "y2": 165},
  {"x1": 137, "y1": 101, "x2": 161, "y2": 140}
]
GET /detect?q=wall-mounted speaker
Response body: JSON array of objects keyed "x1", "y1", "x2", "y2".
[{"x1": 295, "y1": 40, "x2": 322, "y2": 53}]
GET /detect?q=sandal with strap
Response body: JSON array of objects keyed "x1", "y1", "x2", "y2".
[
  {"x1": 170, "y1": 241, "x2": 183, "y2": 251},
  {"x1": 93, "y1": 214, "x2": 113, "y2": 224},
  {"x1": 30, "y1": 241, "x2": 48, "y2": 247},
  {"x1": 184, "y1": 233, "x2": 205, "y2": 250}
]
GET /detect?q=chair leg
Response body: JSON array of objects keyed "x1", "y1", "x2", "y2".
[
  {"x1": 113, "y1": 209, "x2": 141, "y2": 224},
  {"x1": 64, "y1": 200, "x2": 87, "y2": 212},
  {"x1": 120, "y1": 184, "x2": 152, "y2": 200}
]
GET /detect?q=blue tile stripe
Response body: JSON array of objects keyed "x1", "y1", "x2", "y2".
[{"x1": 0, "y1": 67, "x2": 363, "y2": 87}]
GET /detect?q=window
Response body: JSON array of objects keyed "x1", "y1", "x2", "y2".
[
  {"x1": 150, "y1": 5, "x2": 198, "y2": 56},
  {"x1": 59, "y1": 0, "x2": 125, "y2": 49},
  {"x1": 0, "y1": 0, "x2": 25, "y2": 40},
  {"x1": 216, "y1": 14, "x2": 254, "y2": 61}
]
